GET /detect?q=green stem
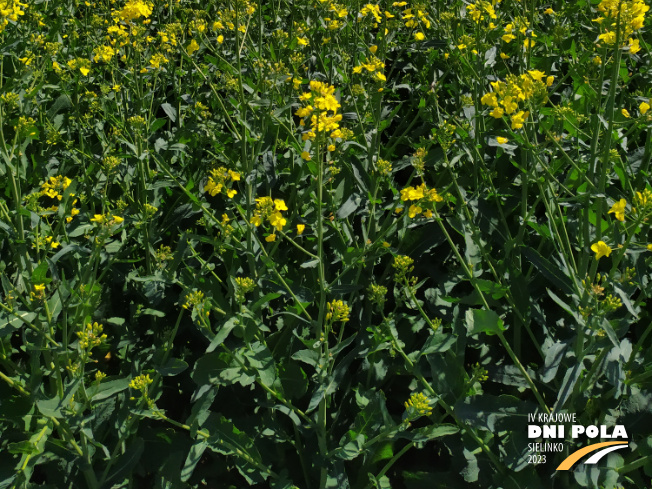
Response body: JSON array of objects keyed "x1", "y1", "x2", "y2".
[
  {"x1": 432, "y1": 208, "x2": 550, "y2": 414},
  {"x1": 363, "y1": 441, "x2": 414, "y2": 489}
]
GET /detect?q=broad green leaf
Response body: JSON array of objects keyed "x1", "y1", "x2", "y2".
[
  {"x1": 158, "y1": 358, "x2": 189, "y2": 377},
  {"x1": 206, "y1": 317, "x2": 239, "y2": 353},
  {"x1": 160, "y1": 102, "x2": 177, "y2": 122},
  {"x1": 465, "y1": 308, "x2": 506, "y2": 336},
  {"x1": 37, "y1": 377, "x2": 81, "y2": 418},
  {"x1": 205, "y1": 415, "x2": 266, "y2": 485},
  {"x1": 104, "y1": 437, "x2": 145, "y2": 487},
  {"x1": 87, "y1": 378, "x2": 130, "y2": 401},
  {"x1": 181, "y1": 439, "x2": 208, "y2": 482}
]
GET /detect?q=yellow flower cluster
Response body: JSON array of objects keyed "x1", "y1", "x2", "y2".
[
  {"x1": 183, "y1": 289, "x2": 205, "y2": 309},
  {"x1": 93, "y1": 45, "x2": 116, "y2": 63},
  {"x1": 114, "y1": 0, "x2": 153, "y2": 22},
  {"x1": 359, "y1": 4, "x2": 382, "y2": 23},
  {"x1": 158, "y1": 23, "x2": 181, "y2": 52},
  {"x1": 393, "y1": 254, "x2": 415, "y2": 282},
  {"x1": 251, "y1": 197, "x2": 288, "y2": 241},
  {"x1": 204, "y1": 167, "x2": 240, "y2": 198},
  {"x1": 129, "y1": 374, "x2": 153, "y2": 392},
  {"x1": 502, "y1": 17, "x2": 534, "y2": 46},
  {"x1": 182, "y1": 289, "x2": 212, "y2": 318},
  {"x1": 466, "y1": 0, "x2": 499, "y2": 23},
  {"x1": 367, "y1": 284, "x2": 388, "y2": 308},
  {"x1": 321, "y1": 1, "x2": 348, "y2": 30},
  {"x1": 399, "y1": 182, "x2": 443, "y2": 218},
  {"x1": 90, "y1": 213, "x2": 124, "y2": 225},
  {"x1": 0, "y1": 0, "x2": 27, "y2": 34},
  {"x1": 77, "y1": 322, "x2": 108, "y2": 352},
  {"x1": 129, "y1": 374, "x2": 155, "y2": 405},
  {"x1": 149, "y1": 53, "x2": 168, "y2": 69},
  {"x1": 40, "y1": 175, "x2": 72, "y2": 201},
  {"x1": 376, "y1": 158, "x2": 392, "y2": 176},
  {"x1": 34, "y1": 176, "x2": 80, "y2": 222},
  {"x1": 67, "y1": 58, "x2": 92, "y2": 76},
  {"x1": 186, "y1": 39, "x2": 200, "y2": 56},
  {"x1": 235, "y1": 277, "x2": 256, "y2": 302},
  {"x1": 211, "y1": 1, "x2": 256, "y2": 36},
  {"x1": 326, "y1": 299, "x2": 351, "y2": 323},
  {"x1": 32, "y1": 235, "x2": 60, "y2": 250},
  {"x1": 31, "y1": 284, "x2": 46, "y2": 302},
  {"x1": 14, "y1": 116, "x2": 37, "y2": 137},
  {"x1": 593, "y1": 0, "x2": 648, "y2": 53},
  {"x1": 352, "y1": 52, "x2": 386, "y2": 82},
  {"x1": 634, "y1": 189, "x2": 652, "y2": 212},
  {"x1": 404, "y1": 392, "x2": 433, "y2": 417},
  {"x1": 401, "y1": 5, "x2": 431, "y2": 30},
  {"x1": 295, "y1": 80, "x2": 343, "y2": 146},
  {"x1": 481, "y1": 71, "x2": 554, "y2": 129}
]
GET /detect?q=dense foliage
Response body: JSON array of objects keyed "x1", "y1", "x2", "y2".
[{"x1": 1, "y1": 0, "x2": 651, "y2": 487}]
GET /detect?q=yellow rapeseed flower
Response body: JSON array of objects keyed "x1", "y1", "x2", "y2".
[
  {"x1": 591, "y1": 241, "x2": 612, "y2": 260},
  {"x1": 405, "y1": 392, "x2": 432, "y2": 417},
  {"x1": 187, "y1": 39, "x2": 200, "y2": 55},
  {"x1": 608, "y1": 199, "x2": 627, "y2": 221}
]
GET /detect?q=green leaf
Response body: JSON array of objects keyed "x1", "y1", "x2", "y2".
[
  {"x1": 192, "y1": 351, "x2": 255, "y2": 387},
  {"x1": 335, "y1": 433, "x2": 365, "y2": 460},
  {"x1": 149, "y1": 118, "x2": 167, "y2": 134},
  {"x1": 474, "y1": 279, "x2": 508, "y2": 300},
  {"x1": 36, "y1": 377, "x2": 81, "y2": 418},
  {"x1": 325, "y1": 461, "x2": 350, "y2": 488},
  {"x1": 161, "y1": 102, "x2": 177, "y2": 122},
  {"x1": 87, "y1": 378, "x2": 131, "y2": 401},
  {"x1": 47, "y1": 94, "x2": 72, "y2": 119},
  {"x1": 0, "y1": 311, "x2": 36, "y2": 337},
  {"x1": 522, "y1": 247, "x2": 574, "y2": 295},
  {"x1": 140, "y1": 308, "x2": 165, "y2": 317},
  {"x1": 250, "y1": 292, "x2": 281, "y2": 312},
  {"x1": 181, "y1": 439, "x2": 208, "y2": 482},
  {"x1": 31, "y1": 261, "x2": 49, "y2": 284},
  {"x1": 397, "y1": 424, "x2": 459, "y2": 442},
  {"x1": 205, "y1": 416, "x2": 267, "y2": 484},
  {"x1": 245, "y1": 342, "x2": 276, "y2": 387},
  {"x1": 337, "y1": 193, "x2": 362, "y2": 219},
  {"x1": 371, "y1": 442, "x2": 394, "y2": 463},
  {"x1": 420, "y1": 332, "x2": 457, "y2": 356},
  {"x1": 291, "y1": 349, "x2": 319, "y2": 367},
  {"x1": 158, "y1": 358, "x2": 189, "y2": 376},
  {"x1": 206, "y1": 317, "x2": 239, "y2": 353},
  {"x1": 47, "y1": 292, "x2": 64, "y2": 322},
  {"x1": 278, "y1": 362, "x2": 308, "y2": 399},
  {"x1": 300, "y1": 258, "x2": 320, "y2": 268},
  {"x1": 104, "y1": 437, "x2": 145, "y2": 487},
  {"x1": 465, "y1": 308, "x2": 506, "y2": 336}
]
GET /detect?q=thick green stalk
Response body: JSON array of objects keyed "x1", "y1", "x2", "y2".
[{"x1": 315, "y1": 134, "x2": 329, "y2": 489}]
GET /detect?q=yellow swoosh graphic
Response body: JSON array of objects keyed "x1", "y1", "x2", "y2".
[{"x1": 556, "y1": 441, "x2": 629, "y2": 470}]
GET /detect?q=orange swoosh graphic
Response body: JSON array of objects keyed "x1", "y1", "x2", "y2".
[{"x1": 556, "y1": 441, "x2": 629, "y2": 470}]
